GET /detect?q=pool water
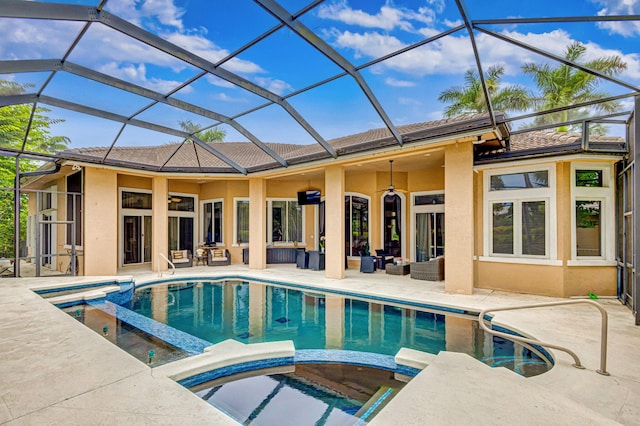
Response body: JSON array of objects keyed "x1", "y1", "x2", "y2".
[
  {"x1": 192, "y1": 363, "x2": 406, "y2": 425},
  {"x1": 125, "y1": 280, "x2": 552, "y2": 377}
]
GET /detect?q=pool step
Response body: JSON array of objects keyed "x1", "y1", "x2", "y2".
[
  {"x1": 45, "y1": 285, "x2": 121, "y2": 305},
  {"x1": 355, "y1": 386, "x2": 396, "y2": 422}
]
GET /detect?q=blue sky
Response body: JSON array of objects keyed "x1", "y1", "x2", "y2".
[{"x1": 1, "y1": 0, "x2": 639, "y2": 149}]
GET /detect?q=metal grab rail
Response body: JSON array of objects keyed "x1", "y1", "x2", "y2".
[
  {"x1": 158, "y1": 253, "x2": 175, "y2": 277},
  {"x1": 479, "y1": 299, "x2": 609, "y2": 376}
]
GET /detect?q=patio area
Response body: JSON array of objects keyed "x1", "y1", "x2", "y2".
[{"x1": 1, "y1": 264, "x2": 639, "y2": 425}]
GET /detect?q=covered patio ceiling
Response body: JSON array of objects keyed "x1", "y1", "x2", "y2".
[{"x1": 1, "y1": 0, "x2": 639, "y2": 174}]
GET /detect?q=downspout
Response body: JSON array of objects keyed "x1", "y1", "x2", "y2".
[{"x1": 13, "y1": 159, "x2": 62, "y2": 277}]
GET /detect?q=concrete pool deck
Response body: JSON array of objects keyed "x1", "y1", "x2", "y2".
[{"x1": 1, "y1": 263, "x2": 639, "y2": 425}]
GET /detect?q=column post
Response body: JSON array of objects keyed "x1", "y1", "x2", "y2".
[
  {"x1": 84, "y1": 168, "x2": 118, "y2": 275},
  {"x1": 325, "y1": 165, "x2": 345, "y2": 279},
  {"x1": 152, "y1": 176, "x2": 168, "y2": 272},
  {"x1": 249, "y1": 177, "x2": 267, "y2": 269},
  {"x1": 444, "y1": 141, "x2": 474, "y2": 294}
]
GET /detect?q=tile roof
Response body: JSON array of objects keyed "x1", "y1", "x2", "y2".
[{"x1": 61, "y1": 114, "x2": 626, "y2": 172}]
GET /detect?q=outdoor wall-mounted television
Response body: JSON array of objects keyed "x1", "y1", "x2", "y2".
[{"x1": 297, "y1": 190, "x2": 321, "y2": 205}]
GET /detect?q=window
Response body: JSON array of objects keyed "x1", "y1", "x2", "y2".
[
  {"x1": 235, "y1": 199, "x2": 249, "y2": 244},
  {"x1": 168, "y1": 195, "x2": 194, "y2": 212},
  {"x1": 202, "y1": 200, "x2": 223, "y2": 245},
  {"x1": 576, "y1": 170, "x2": 603, "y2": 187},
  {"x1": 490, "y1": 171, "x2": 548, "y2": 190},
  {"x1": 122, "y1": 191, "x2": 152, "y2": 209},
  {"x1": 571, "y1": 164, "x2": 614, "y2": 263},
  {"x1": 345, "y1": 194, "x2": 370, "y2": 256},
  {"x1": 484, "y1": 165, "x2": 555, "y2": 261},
  {"x1": 576, "y1": 200, "x2": 601, "y2": 256},
  {"x1": 268, "y1": 199, "x2": 302, "y2": 244}
]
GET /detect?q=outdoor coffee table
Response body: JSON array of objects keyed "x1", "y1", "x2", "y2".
[{"x1": 385, "y1": 263, "x2": 410, "y2": 275}]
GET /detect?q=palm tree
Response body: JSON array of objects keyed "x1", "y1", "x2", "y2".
[
  {"x1": 178, "y1": 119, "x2": 226, "y2": 142},
  {"x1": 522, "y1": 41, "x2": 626, "y2": 133},
  {"x1": 438, "y1": 65, "x2": 531, "y2": 118}
]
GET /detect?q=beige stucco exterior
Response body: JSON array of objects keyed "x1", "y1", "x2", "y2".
[
  {"x1": 23, "y1": 133, "x2": 622, "y2": 299},
  {"x1": 84, "y1": 168, "x2": 118, "y2": 276}
]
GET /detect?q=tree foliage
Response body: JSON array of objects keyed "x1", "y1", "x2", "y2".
[
  {"x1": 178, "y1": 119, "x2": 226, "y2": 142},
  {"x1": 0, "y1": 80, "x2": 70, "y2": 257},
  {"x1": 438, "y1": 65, "x2": 531, "y2": 118},
  {"x1": 438, "y1": 43, "x2": 626, "y2": 135},
  {"x1": 522, "y1": 42, "x2": 627, "y2": 134}
]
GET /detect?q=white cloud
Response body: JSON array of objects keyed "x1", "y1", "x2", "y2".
[
  {"x1": 325, "y1": 27, "x2": 640, "y2": 81},
  {"x1": 205, "y1": 75, "x2": 237, "y2": 88},
  {"x1": 163, "y1": 32, "x2": 264, "y2": 74},
  {"x1": 254, "y1": 77, "x2": 294, "y2": 95},
  {"x1": 385, "y1": 77, "x2": 416, "y2": 87},
  {"x1": 141, "y1": 0, "x2": 185, "y2": 31},
  {"x1": 444, "y1": 19, "x2": 463, "y2": 28},
  {"x1": 0, "y1": 19, "x2": 83, "y2": 60},
  {"x1": 317, "y1": 1, "x2": 437, "y2": 32},
  {"x1": 398, "y1": 97, "x2": 422, "y2": 105},
  {"x1": 213, "y1": 93, "x2": 246, "y2": 102},
  {"x1": 593, "y1": 0, "x2": 640, "y2": 36},
  {"x1": 97, "y1": 62, "x2": 190, "y2": 93}
]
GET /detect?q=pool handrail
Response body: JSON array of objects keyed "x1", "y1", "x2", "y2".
[
  {"x1": 478, "y1": 299, "x2": 609, "y2": 376},
  {"x1": 158, "y1": 253, "x2": 175, "y2": 277}
]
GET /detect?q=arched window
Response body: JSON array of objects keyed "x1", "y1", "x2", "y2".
[{"x1": 382, "y1": 193, "x2": 403, "y2": 257}]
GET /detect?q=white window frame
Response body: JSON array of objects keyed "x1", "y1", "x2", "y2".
[
  {"x1": 200, "y1": 198, "x2": 224, "y2": 246},
  {"x1": 266, "y1": 198, "x2": 305, "y2": 246},
  {"x1": 481, "y1": 164, "x2": 559, "y2": 265},
  {"x1": 233, "y1": 197, "x2": 249, "y2": 247},
  {"x1": 569, "y1": 162, "x2": 615, "y2": 266}
]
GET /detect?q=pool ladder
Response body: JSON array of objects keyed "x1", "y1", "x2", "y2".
[
  {"x1": 479, "y1": 299, "x2": 609, "y2": 376},
  {"x1": 157, "y1": 253, "x2": 176, "y2": 277}
]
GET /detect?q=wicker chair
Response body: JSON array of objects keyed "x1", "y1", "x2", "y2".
[
  {"x1": 359, "y1": 251, "x2": 377, "y2": 273},
  {"x1": 207, "y1": 248, "x2": 231, "y2": 266},
  {"x1": 410, "y1": 257, "x2": 444, "y2": 281},
  {"x1": 169, "y1": 250, "x2": 192, "y2": 268}
]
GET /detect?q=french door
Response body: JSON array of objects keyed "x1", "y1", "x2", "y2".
[
  {"x1": 169, "y1": 216, "x2": 194, "y2": 253},
  {"x1": 123, "y1": 215, "x2": 152, "y2": 265},
  {"x1": 412, "y1": 192, "x2": 445, "y2": 262},
  {"x1": 415, "y1": 211, "x2": 444, "y2": 261}
]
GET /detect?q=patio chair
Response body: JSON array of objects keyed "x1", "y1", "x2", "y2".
[
  {"x1": 296, "y1": 249, "x2": 309, "y2": 269},
  {"x1": 375, "y1": 249, "x2": 394, "y2": 270},
  {"x1": 208, "y1": 248, "x2": 231, "y2": 266},
  {"x1": 169, "y1": 250, "x2": 193, "y2": 268},
  {"x1": 359, "y1": 251, "x2": 377, "y2": 273},
  {"x1": 410, "y1": 256, "x2": 444, "y2": 281}
]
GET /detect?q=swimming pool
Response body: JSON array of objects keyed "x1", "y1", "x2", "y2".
[{"x1": 123, "y1": 279, "x2": 552, "y2": 377}]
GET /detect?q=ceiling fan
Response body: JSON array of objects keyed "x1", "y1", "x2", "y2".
[
  {"x1": 380, "y1": 159, "x2": 407, "y2": 194},
  {"x1": 168, "y1": 195, "x2": 182, "y2": 203}
]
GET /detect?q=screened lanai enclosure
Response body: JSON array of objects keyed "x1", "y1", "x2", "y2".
[{"x1": 0, "y1": 0, "x2": 639, "y2": 323}]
